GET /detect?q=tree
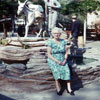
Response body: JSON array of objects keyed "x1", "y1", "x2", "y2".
[{"x1": 60, "y1": 0, "x2": 100, "y2": 17}]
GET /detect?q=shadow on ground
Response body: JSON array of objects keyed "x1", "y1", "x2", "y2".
[
  {"x1": 71, "y1": 68, "x2": 83, "y2": 91},
  {"x1": 0, "y1": 94, "x2": 15, "y2": 100}
]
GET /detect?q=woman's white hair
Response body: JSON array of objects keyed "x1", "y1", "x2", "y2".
[{"x1": 51, "y1": 27, "x2": 62, "y2": 34}]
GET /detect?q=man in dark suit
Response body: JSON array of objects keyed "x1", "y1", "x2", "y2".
[{"x1": 71, "y1": 15, "x2": 80, "y2": 48}]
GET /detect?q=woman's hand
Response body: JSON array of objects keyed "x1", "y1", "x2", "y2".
[
  {"x1": 57, "y1": 60, "x2": 67, "y2": 66},
  {"x1": 57, "y1": 61, "x2": 63, "y2": 65},
  {"x1": 62, "y1": 59, "x2": 67, "y2": 66}
]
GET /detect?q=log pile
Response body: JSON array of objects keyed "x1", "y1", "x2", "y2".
[{"x1": 0, "y1": 37, "x2": 100, "y2": 92}]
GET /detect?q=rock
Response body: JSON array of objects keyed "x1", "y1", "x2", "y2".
[
  {"x1": 0, "y1": 37, "x2": 47, "y2": 64},
  {"x1": 0, "y1": 46, "x2": 47, "y2": 62},
  {"x1": 28, "y1": 58, "x2": 47, "y2": 63},
  {"x1": 5, "y1": 64, "x2": 26, "y2": 77},
  {"x1": 6, "y1": 37, "x2": 48, "y2": 42},
  {"x1": 0, "y1": 74, "x2": 5, "y2": 80},
  {"x1": 7, "y1": 41, "x2": 46, "y2": 47},
  {"x1": 0, "y1": 61, "x2": 100, "y2": 92},
  {"x1": 0, "y1": 64, "x2": 7, "y2": 68},
  {"x1": 20, "y1": 71, "x2": 52, "y2": 80},
  {"x1": 6, "y1": 64, "x2": 26, "y2": 71},
  {"x1": 23, "y1": 66, "x2": 49, "y2": 74},
  {"x1": 71, "y1": 65, "x2": 100, "y2": 89},
  {"x1": 6, "y1": 70, "x2": 22, "y2": 77},
  {"x1": 0, "y1": 64, "x2": 7, "y2": 74},
  {"x1": 0, "y1": 38, "x2": 100, "y2": 92},
  {"x1": 30, "y1": 54, "x2": 46, "y2": 59},
  {"x1": 26, "y1": 63, "x2": 48, "y2": 69}
]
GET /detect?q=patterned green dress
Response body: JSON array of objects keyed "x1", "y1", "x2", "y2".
[{"x1": 45, "y1": 39, "x2": 70, "y2": 80}]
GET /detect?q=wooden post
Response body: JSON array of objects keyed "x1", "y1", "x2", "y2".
[
  {"x1": 83, "y1": 19, "x2": 86, "y2": 47},
  {"x1": 2, "y1": 15, "x2": 7, "y2": 38},
  {"x1": 2, "y1": 23, "x2": 7, "y2": 38}
]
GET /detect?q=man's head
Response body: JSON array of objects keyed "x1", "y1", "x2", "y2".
[
  {"x1": 71, "y1": 14, "x2": 77, "y2": 22},
  {"x1": 72, "y1": 15, "x2": 77, "y2": 19},
  {"x1": 71, "y1": 14, "x2": 77, "y2": 19}
]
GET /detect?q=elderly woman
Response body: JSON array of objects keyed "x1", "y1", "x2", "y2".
[{"x1": 46, "y1": 27, "x2": 74, "y2": 96}]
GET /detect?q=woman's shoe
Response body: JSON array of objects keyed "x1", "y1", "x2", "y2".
[
  {"x1": 66, "y1": 89, "x2": 75, "y2": 96},
  {"x1": 69, "y1": 91, "x2": 75, "y2": 96},
  {"x1": 56, "y1": 90, "x2": 62, "y2": 96}
]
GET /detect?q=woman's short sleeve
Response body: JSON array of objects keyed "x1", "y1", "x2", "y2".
[
  {"x1": 63, "y1": 40, "x2": 67, "y2": 46},
  {"x1": 45, "y1": 39, "x2": 52, "y2": 47}
]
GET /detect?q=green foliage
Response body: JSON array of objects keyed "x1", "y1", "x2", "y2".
[
  {"x1": 0, "y1": 0, "x2": 18, "y2": 18},
  {"x1": 0, "y1": 1, "x2": 9, "y2": 17},
  {"x1": 60, "y1": 0, "x2": 100, "y2": 17},
  {"x1": 33, "y1": 0, "x2": 45, "y2": 9},
  {"x1": 1, "y1": 39, "x2": 8, "y2": 45}
]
